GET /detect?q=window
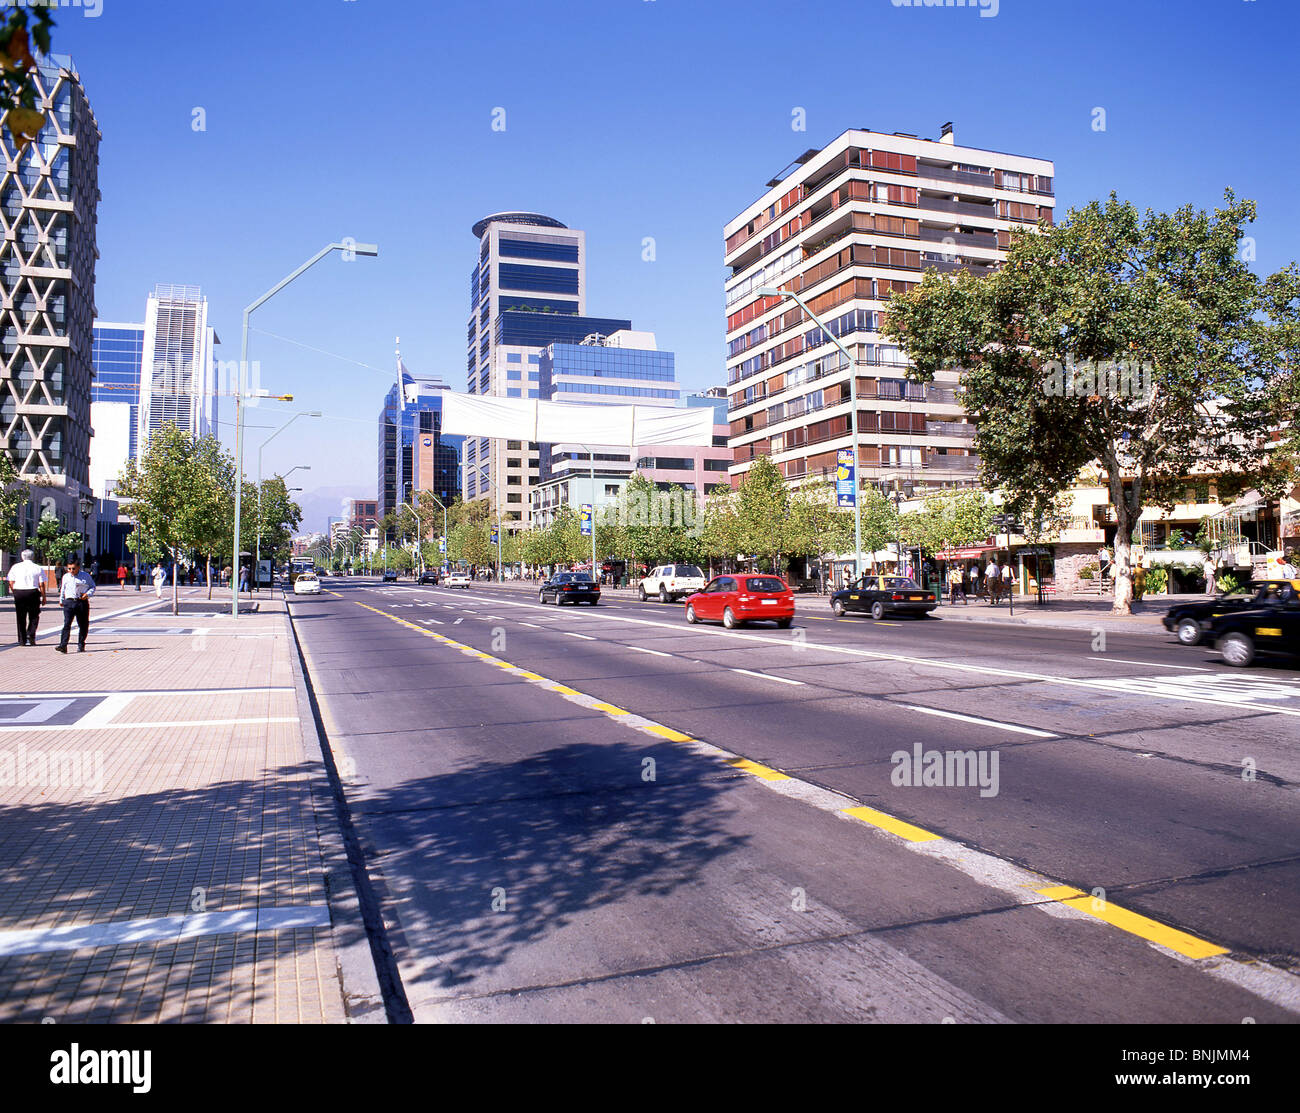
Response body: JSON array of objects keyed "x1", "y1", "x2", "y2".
[
  {"x1": 704, "y1": 458, "x2": 730, "y2": 472},
  {"x1": 507, "y1": 458, "x2": 521, "y2": 468},
  {"x1": 507, "y1": 493, "x2": 521, "y2": 503},
  {"x1": 506, "y1": 388, "x2": 521, "y2": 397},
  {"x1": 507, "y1": 353, "x2": 521, "y2": 363}
]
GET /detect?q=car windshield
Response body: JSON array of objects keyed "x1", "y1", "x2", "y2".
[
  {"x1": 745, "y1": 577, "x2": 786, "y2": 593},
  {"x1": 674, "y1": 566, "x2": 704, "y2": 578}
]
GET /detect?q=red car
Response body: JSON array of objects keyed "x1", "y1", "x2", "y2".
[{"x1": 684, "y1": 574, "x2": 795, "y2": 629}]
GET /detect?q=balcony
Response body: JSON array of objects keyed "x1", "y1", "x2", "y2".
[
  {"x1": 918, "y1": 257, "x2": 996, "y2": 277},
  {"x1": 925, "y1": 452, "x2": 980, "y2": 473},
  {"x1": 920, "y1": 197, "x2": 998, "y2": 221},
  {"x1": 917, "y1": 164, "x2": 995, "y2": 189},
  {"x1": 918, "y1": 228, "x2": 997, "y2": 250},
  {"x1": 926, "y1": 420, "x2": 976, "y2": 438}
]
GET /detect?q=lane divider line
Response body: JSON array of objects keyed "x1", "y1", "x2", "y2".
[
  {"x1": 731, "y1": 667, "x2": 804, "y2": 687},
  {"x1": 898, "y1": 704, "x2": 1057, "y2": 739},
  {"x1": 346, "y1": 593, "x2": 1298, "y2": 1013}
]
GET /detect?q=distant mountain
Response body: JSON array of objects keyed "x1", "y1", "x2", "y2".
[{"x1": 297, "y1": 485, "x2": 374, "y2": 534}]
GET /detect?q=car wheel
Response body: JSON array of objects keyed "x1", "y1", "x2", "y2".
[
  {"x1": 638, "y1": 586, "x2": 647, "y2": 601},
  {"x1": 831, "y1": 598, "x2": 846, "y2": 617},
  {"x1": 1220, "y1": 632, "x2": 1255, "y2": 668},
  {"x1": 871, "y1": 601, "x2": 886, "y2": 620},
  {"x1": 538, "y1": 592, "x2": 545, "y2": 603},
  {"x1": 686, "y1": 604, "x2": 698, "y2": 624},
  {"x1": 1176, "y1": 618, "x2": 1203, "y2": 646},
  {"x1": 659, "y1": 585, "x2": 669, "y2": 603},
  {"x1": 723, "y1": 607, "x2": 739, "y2": 630},
  {"x1": 776, "y1": 617, "x2": 792, "y2": 629}
]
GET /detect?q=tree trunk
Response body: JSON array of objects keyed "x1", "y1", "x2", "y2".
[
  {"x1": 1107, "y1": 466, "x2": 1135, "y2": 616},
  {"x1": 171, "y1": 561, "x2": 179, "y2": 617},
  {"x1": 206, "y1": 557, "x2": 213, "y2": 600}
]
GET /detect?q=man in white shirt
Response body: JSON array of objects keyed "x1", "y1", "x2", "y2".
[
  {"x1": 6, "y1": 548, "x2": 47, "y2": 646},
  {"x1": 985, "y1": 558, "x2": 1000, "y2": 603},
  {"x1": 55, "y1": 557, "x2": 96, "y2": 654}
]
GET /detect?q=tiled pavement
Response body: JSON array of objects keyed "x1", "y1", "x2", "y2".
[{"x1": 0, "y1": 587, "x2": 378, "y2": 1023}]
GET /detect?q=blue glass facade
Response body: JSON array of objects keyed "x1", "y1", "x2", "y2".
[
  {"x1": 497, "y1": 312, "x2": 631, "y2": 348},
  {"x1": 91, "y1": 324, "x2": 144, "y2": 460},
  {"x1": 378, "y1": 373, "x2": 464, "y2": 522}
]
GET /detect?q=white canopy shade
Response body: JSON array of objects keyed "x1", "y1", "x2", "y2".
[{"x1": 442, "y1": 393, "x2": 715, "y2": 448}]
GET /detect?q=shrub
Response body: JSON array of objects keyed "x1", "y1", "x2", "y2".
[
  {"x1": 1145, "y1": 566, "x2": 1168, "y2": 594},
  {"x1": 1077, "y1": 563, "x2": 1098, "y2": 580}
]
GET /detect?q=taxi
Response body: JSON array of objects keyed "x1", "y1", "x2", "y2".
[
  {"x1": 830, "y1": 575, "x2": 938, "y2": 620},
  {"x1": 1206, "y1": 580, "x2": 1300, "y2": 667}
]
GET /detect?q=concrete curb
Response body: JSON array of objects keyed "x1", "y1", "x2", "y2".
[{"x1": 281, "y1": 598, "x2": 390, "y2": 1023}]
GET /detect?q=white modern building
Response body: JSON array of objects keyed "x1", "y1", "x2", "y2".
[{"x1": 137, "y1": 283, "x2": 220, "y2": 456}]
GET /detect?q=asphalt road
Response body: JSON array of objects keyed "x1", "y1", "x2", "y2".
[{"x1": 289, "y1": 576, "x2": 1300, "y2": 1023}]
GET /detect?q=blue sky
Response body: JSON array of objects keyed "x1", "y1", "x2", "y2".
[{"x1": 59, "y1": 0, "x2": 1299, "y2": 530}]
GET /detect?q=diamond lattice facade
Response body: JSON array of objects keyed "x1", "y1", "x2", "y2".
[{"x1": 1, "y1": 54, "x2": 100, "y2": 514}]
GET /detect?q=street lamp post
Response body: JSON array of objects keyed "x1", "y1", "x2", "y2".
[
  {"x1": 758, "y1": 287, "x2": 864, "y2": 583},
  {"x1": 255, "y1": 412, "x2": 320, "y2": 591},
  {"x1": 77, "y1": 495, "x2": 93, "y2": 562},
  {"x1": 232, "y1": 240, "x2": 377, "y2": 617}
]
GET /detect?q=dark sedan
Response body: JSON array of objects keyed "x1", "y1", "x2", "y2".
[
  {"x1": 1206, "y1": 584, "x2": 1300, "y2": 667},
  {"x1": 1164, "y1": 579, "x2": 1298, "y2": 645},
  {"x1": 830, "y1": 576, "x2": 938, "y2": 620},
  {"x1": 381, "y1": 569, "x2": 398, "y2": 583},
  {"x1": 417, "y1": 570, "x2": 439, "y2": 585},
  {"x1": 539, "y1": 572, "x2": 601, "y2": 606}
]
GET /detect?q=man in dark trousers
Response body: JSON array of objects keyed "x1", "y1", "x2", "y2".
[
  {"x1": 6, "y1": 548, "x2": 47, "y2": 645},
  {"x1": 55, "y1": 557, "x2": 96, "y2": 654}
]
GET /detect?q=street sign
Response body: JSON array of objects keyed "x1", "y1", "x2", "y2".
[
  {"x1": 580, "y1": 504, "x2": 593, "y2": 536},
  {"x1": 836, "y1": 449, "x2": 856, "y2": 508}
]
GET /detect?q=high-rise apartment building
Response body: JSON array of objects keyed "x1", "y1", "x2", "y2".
[
  {"x1": 723, "y1": 124, "x2": 1054, "y2": 493},
  {"x1": 466, "y1": 212, "x2": 632, "y2": 528},
  {"x1": 137, "y1": 284, "x2": 219, "y2": 456},
  {"x1": 1, "y1": 53, "x2": 100, "y2": 537},
  {"x1": 90, "y1": 321, "x2": 144, "y2": 497}
]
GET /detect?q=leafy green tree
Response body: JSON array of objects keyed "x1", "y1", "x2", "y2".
[
  {"x1": 0, "y1": 451, "x2": 27, "y2": 557},
  {"x1": 901, "y1": 489, "x2": 995, "y2": 559},
  {"x1": 859, "y1": 487, "x2": 902, "y2": 577},
  {"x1": 1, "y1": 3, "x2": 55, "y2": 145},
  {"x1": 789, "y1": 482, "x2": 853, "y2": 582},
  {"x1": 700, "y1": 483, "x2": 741, "y2": 571},
  {"x1": 885, "y1": 191, "x2": 1292, "y2": 613},
  {"x1": 34, "y1": 511, "x2": 81, "y2": 565},
  {"x1": 734, "y1": 455, "x2": 791, "y2": 573}
]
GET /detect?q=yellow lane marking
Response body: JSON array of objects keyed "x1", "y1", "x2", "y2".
[
  {"x1": 549, "y1": 684, "x2": 580, "y2": 695},
  {"x1": 842, "y1": 805, "x2": 941, "y2": 843},
  {"x1": 590, "y1": 702, "x2": 629, "y2": 716},
  {"x1": 1033, "y1": 885, "x2": 1229, "y2": 960},
  {"x1": 644, "y1": 724, "x2": 695, "y2": 742},
  {"x1": 724, "y1": 757, "x2": 790, "y2": 782}
]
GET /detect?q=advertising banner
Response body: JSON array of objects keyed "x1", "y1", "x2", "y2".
[{"x1": 836, "y1": 449, "x2": 856, "y2": 508}]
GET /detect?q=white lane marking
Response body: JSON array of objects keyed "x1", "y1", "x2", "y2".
[
  {"x1": 518, "y1": 622, "x2": 541, "y2": 629},
  {"x1": 3, "y1": 716, "x2": 300, "y2": 734},
  {"x1": 731, "y1": 668, "x2": 804, "y2": 686},
  {"x1": 0, "y1": 905, "x2": 330, "y2": 957},
  {"x1": 565, "y1": 632, "x2": 598, "y2": 641},
  {"x1": 75, "y1": 692, "x2": 136, "y2": 728},
  {"x1": 899, "y1": 704, "x2": 1057, "y2": 739},
  {"x1": 1086, "y1": 657, "x2": 1212, "y2": 672},
  {"x1": 420, "y1": 590, "x2": 1300, "y2": 718},
  {"x1": 628, "y1": 646, "x2": 672, "y2": 658},
  {"x1": 421, "y1": 619, "x2": 444, "y2": 625},
  {"x1": 452, "y1": 618, "x2": 464, "y2": 626}
]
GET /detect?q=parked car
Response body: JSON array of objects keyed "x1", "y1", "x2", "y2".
[
  {"x1": 639, "y1": 563, "x2": 707, "y2": 603},
  {"x1": 830, "y1": 576, "x2": 938, "y2": 619},
  {"x1": 445, "y1": 572, "x2": 471, "y2": 589},
  {"x1": 381, "y1": 569, "x2": 398, "y2": 583},
  {"x1": 1206, "y1": 581, "x2": 1300, "y2": 667},
  {"x1": 684, "y1": 574, "x2": 794, "y2": 629},
  {"x1": 539, "y1": 572, "x2": 601, "y2": 606},
  {"x1": 292, "y1": 572, "x2": 322, "y2": 596},
  {"x1": 417, "y1": 570, "x2": 439, "y2": 585},
  {"x1": 1163, "y1": 579, "x2": 1297, "y2": 646}
]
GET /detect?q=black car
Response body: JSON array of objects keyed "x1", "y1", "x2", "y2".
[
  {"x1": 539, "y1": 572, "x2": 601, "y2": 606},
  {"x1": 830, "y1": 575, "x2": 938, "y2": 619},
  {"x1": 417, "y1": 570, "x2": 439, "y2": 585},
  {"x1": 1205, "y1": 582, "x2": 1300, "y2": 667},
  {"x1": 1163, "y1": 579, "x2": 1297, "y2": 645},
  {"x1": 381, "y1": 569, "x2": 399, "y2": 583}
]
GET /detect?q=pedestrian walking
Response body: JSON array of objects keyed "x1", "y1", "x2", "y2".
[
  {"x1": 117, "y1": 563, "x2": 128, "y2": 590},
  {"x1": 55, "y1": 557, "x2": 95, "y2": 654},
  {"x1": 153, "y1": 564, "x2": 167, "y2": 598},
  {"x1": 238, "y1": 565, "x2": 249, "y2": 593},
  {"x1": 947, "y1": 564, "x2": 967, "y2": 605},
  {"x1": 985, "y1": 557, "x2": 1000, "y2": 604},
  {"x1": 1203, "y1": 555, "x2": 1218, "y2": 597},
  {"x1": 6, "y1": 548, "x2": 47, "y2": 646},
  {"x1": 1000, "y1": 559, "x2": 1014, "y2": 603}
]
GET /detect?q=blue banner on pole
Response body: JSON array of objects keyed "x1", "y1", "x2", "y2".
[
  {"x1": 580, "y1": 505, "x2": 593, "y2": 536},
  {"x1": 491, "y1": 527, "x2": 499, "y2": 545},
  {"x1": 438, "y1": 538, "x2": 446, "y2": 553},
  {"x1": 836, "y1": 449, "x2": 856, "y2": 508}
]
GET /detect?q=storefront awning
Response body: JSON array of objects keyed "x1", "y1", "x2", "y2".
[{"x1": 935, "y1": 546, "x2": 994, "y2": 560}]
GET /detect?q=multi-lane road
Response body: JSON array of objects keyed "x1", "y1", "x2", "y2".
[{"x1": 288, "y1": 577, "x2": 1300, "y2": 1023}]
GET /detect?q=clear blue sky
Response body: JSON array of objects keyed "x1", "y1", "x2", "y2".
[{"x1": 60, "y1": 0, "x2": 1299, "y2": 531}]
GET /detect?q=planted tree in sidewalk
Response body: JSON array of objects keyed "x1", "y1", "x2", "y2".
[
  {"x1": 789, "y1": 481, "x2": 853, "y2": 586},
  {"x1": 734, "y1": 455, "x2": 791, "y2": 574},
  {"x1": 885, "y1": 190, "x2": 1293, "y2": 614},
  {"x1": 900, "y1": 489, "x2": 995, "y2": 561},
  {"x1": 34, "y1": 510, "x2": 81, "y2": 566},
  {"x1": 0, "y1": 452, "x2": 27, "y2": 558},
  {"x1": 700, "y1": 483, "x2": 742, "y2": 574}
]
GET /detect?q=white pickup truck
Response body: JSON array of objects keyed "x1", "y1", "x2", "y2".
[{"x1": 638, "y1": 564, "x2": 707, "y2": 603}]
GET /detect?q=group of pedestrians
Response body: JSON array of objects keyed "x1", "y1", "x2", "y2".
[
  {"x1": 6, "y1": 550, "x2": 98, "y2": 652},
  {"x1": 945, "y1": 558, "x2": 1015, "y2": 605}
]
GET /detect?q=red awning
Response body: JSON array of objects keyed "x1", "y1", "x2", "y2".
[{"x1": 935, "y1": 546, "x2": 994, "y2": 560}]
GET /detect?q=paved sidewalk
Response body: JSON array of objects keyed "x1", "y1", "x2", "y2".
[{"x1": 0, "y1": 586, "x2": 380, "y2": 1023}]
